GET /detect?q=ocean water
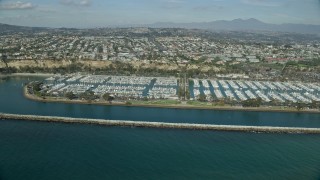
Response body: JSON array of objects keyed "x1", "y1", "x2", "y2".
[
  {"x1": 1, "y1": 76, "x2": 320, "y2": 179},
  {"x1": 1, "y1": 120, "x2": 320, "y2": 179}
]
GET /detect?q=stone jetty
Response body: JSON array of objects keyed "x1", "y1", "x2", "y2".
[{"x1": 1, "y1": 113, "x2": 320, "y2": 134}]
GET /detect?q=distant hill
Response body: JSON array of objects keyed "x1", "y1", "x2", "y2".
[
  {"x1": 1, "y1": 19, "x2": 320, "y2": 35},
  {"x1": 0, "y1": 23, "x2": 48, "y2": 34},
  {"x1": 149, "y1": 18, "x2": 320, "y2": 35}
]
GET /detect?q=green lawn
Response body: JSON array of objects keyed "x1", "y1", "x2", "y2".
[
  {"x1": 130, "y1": 100, "x2": 180, "y2": 105},
  {"x1": 187, "y1": 101, "x2": 212, "y2": 106}
]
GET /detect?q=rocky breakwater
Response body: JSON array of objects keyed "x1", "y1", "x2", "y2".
[{"x1": 1, "y1": 113, "x2": 320, "y2": 134}]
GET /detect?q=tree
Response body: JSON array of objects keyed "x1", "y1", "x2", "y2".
[
  {"x1": 103, "y1": 93, "x2": 110, "y2": 101},
  {"x1": 185, "y1": 89, "x2": 190, "y2": 100},
  {"x1": 80, "y1": 90, "x2": 98, "y2": 101},
  {"x1": 242, "y1": 98, "x2": 262, "y2": 107},
  {"x1": 214, "y1": 56, "x2": 221, "y2": 62},
  {"x1": 31, "y1": 82, "x2": 43, "y2": 92},
  {"x1": 309, "y1": 100, "x2": 320, "y2": 109},
  {"x1": 178, "y1": 88, "x2": 184, "y2": 99},
  {"x1": 296, "y1": 102, "x2": 304, "y2": 111},
  {"x1": 103, "y1": 93, "x2": 114, "y2": 102},
  {"x1": 65, "y1": 92, "x2": 76, "y2": 100},
  {"x1": 1, "y1": 54, "x2": 8, "y2": 68},
  {"x1": 197, "y1": 94, "x2": 206, "y2": 102},
  {"x1": 125, "y1": 101, "x2": 132, "y2": 105},
  {"x1": 198, "y1": 56, "x2": 208, "y2": 62}
]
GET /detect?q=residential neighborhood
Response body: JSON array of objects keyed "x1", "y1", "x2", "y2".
[{"x1": 1, "y1": 28, "x2": 319, "y2": 63}]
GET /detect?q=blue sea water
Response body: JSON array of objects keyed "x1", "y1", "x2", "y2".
[{"x1": 1, "y1": 76, "x2": 320, "y2": 179}]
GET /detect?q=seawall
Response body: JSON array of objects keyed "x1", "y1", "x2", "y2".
[{"x1": 1, "y1": 113, "x2": 320, "y2": 134}]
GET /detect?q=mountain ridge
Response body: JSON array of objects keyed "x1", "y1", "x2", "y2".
[
  {"x1": 149, "y1": 18, "x2": 320, "y2": 34},
  {"x1": 1, "y1": 18, "x2": 320, "y2": 34}
]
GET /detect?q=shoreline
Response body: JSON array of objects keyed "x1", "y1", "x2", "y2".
[
  {"x1": 1, "y1": 112, "x2": 320, "y2": 134},
  {"x1": 0, "y1": 73, "x2": 54, "y2": 78},
  {"x1": 23, "y1": 86, "x2": 320, "y2": 114}
]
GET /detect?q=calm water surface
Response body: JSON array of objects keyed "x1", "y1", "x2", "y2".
[{"x1": 1, "y1": 76, "x2": 320, "y2": 179}]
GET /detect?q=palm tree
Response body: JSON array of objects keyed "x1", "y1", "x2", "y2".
[{"x1": 1, "y1": 54, "x2": 8, "y2": 68}]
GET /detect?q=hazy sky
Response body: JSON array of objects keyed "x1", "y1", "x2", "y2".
[{"x1": 0, "y1": 0, "x2": 319, "y2": 27}]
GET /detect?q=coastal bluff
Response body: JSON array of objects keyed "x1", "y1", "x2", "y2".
[{"x1": 1, "y1": 113, "x2": 320, "y2": 134}]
